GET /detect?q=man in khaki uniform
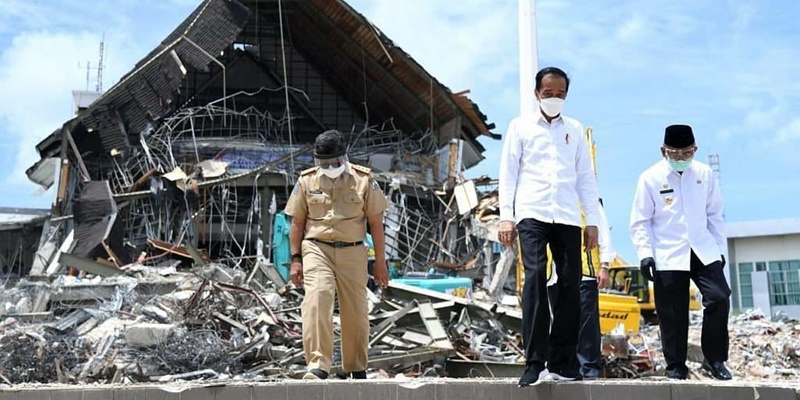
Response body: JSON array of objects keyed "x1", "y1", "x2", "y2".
[{"x1": 285, "y1": 130, "x2": 389, "y2": 380}]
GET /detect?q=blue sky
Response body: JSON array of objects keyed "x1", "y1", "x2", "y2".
[{"x1": 1, "y1": 0, "x2": 799, "y2": 261}]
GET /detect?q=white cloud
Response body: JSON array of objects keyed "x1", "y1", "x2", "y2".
[
  {"x1": 0, "y1": 30, "x2": 141, "y2": 180},
  {"x1": 777, "y1": 118, "x2": 800, "y2": 143},
  {"x1": 616, "y1": 15, "x2": 646, "y2": 41},
  {"x1": 0, "y1": 31, "x2": 103, "y2": 185}
]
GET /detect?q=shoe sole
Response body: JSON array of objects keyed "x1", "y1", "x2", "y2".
[
  {"x1": 545, "y1": 372, "x2": 579, "y2": 381},
  {"x1": 303, "y1": 372, "x2": 327, "y2": 380},
  {"x1": 518, "y1": 369, "x2": 549, "y2": 387}
]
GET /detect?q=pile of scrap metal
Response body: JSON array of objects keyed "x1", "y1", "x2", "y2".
[{"x1": 0, "y1": 261, "x2": 525, "y2": 384}]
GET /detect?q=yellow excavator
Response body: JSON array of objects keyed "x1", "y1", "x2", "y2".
[
  {"x1": 606, "y1": 261, "x2": 703, "y2": 324},
  {"x1": 515, "y1": 127, "x2": 701, "y2": 334}
]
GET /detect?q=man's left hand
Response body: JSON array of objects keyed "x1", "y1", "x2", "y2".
[
  {"x1": 373, "y1": 258, "x2": 390, "y2": 290},
  {"x1": 597, "y1": 265, "x2": 610, "y2": 289},
  {"x1": 584, "y1": 226, "x2": 599, "y2": 251}
]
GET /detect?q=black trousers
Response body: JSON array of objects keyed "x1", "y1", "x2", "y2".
[
  {"x1": 577, "y1": 280, "x2": 602, "y2": 377},
  {"x1": 547, "y1": 279, "x2": 602, "y2": 377},
  {"x1": 654, "y1": 251, "x2": 731, "y2": 375},
  {"x1": 518, "y1": 218, "x2": 581, "y2": 374}
]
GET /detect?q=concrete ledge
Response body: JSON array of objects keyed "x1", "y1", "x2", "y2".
[{"x1": 0, "y1": 379, "x2": 798, "y2": 400}]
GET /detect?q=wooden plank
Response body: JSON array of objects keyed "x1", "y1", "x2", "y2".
[{"x1": 148, "y1": 238, "x2": 209, "y2": 261}]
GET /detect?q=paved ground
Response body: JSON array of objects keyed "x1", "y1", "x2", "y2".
[{"x1": 1, "y1": 378, "x2": 799, "y2": 400}]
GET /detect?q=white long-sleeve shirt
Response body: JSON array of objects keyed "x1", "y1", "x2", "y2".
[
  {"x1": 629, "y1": 159, "x2": 726, "y2": 271},
  {"x1": 499, "y1": 112, "x2": 600, "y2": 228},
  {"x1": 597, "y1": 202, "x2": 616, "y2": 264}
]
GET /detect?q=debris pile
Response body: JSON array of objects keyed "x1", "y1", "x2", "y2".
[
  {"x1": 721, "y1": 310, "x2": 800, "y2": 380},
  {"x1": 638, "y1": 309, "x2": 800, "y2": 381},
  {"x1": 0, "y1": 265, "x2": 522, "y2": 384}
]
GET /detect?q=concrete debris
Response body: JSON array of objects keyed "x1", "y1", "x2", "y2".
[
  {"x1": 637, "y1": 308, "x2": 800, "y2": 381},
  {"x1": 124, "y1": 323, "x2": 178, "y2": 348}
]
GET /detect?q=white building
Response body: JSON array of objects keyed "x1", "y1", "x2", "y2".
[{"x1": 726, "y1": 218, "x2": 800, "y2": 319}]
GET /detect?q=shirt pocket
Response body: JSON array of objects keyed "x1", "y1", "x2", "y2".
[
  {"x1": 341, "y1": 191, "x2": 364, "y2": 218},
  {"x1": 656, "y1": 192, "x2": 677, "y2": 212},
  {"x1": 308, "y1": 194, "x2": 330, "y2": 219}
]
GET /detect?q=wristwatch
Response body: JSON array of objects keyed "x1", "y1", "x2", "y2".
[{"x1": 291, "y1": 253, "x2": 302, "y2": 263}]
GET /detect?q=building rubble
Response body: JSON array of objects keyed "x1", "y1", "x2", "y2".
[
  {"x1": 637, "y1": 309, "x2": 800, "y2": 382},
  {"x1": 2, "y1": 0, "x2": 797, "y2": 386}
]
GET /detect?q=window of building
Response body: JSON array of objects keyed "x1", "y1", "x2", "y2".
[
  {"x1": 768, "y1": 260, "x2": 800, "y2": 306},
  {"x1": 738, "y1": 262, "x2": 753, "y2": 309},
  {"x1": 730, "y1": 262, "x2": 740, "y2": 310}
]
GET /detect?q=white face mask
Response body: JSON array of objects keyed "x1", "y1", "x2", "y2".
[
  {"x1": 321, "y1": 164, "x2": 346, "y2": 179},
  {"x1": 539, "y1": 97, "x2": 565, "y2": 117}
]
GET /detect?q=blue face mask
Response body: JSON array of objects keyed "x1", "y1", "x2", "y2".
[{"x1": 668, "y1": 159, "x2": 692, "y2": 172}]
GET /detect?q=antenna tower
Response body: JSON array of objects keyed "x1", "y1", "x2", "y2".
[
  {"x1": 708, "y1": 154, "x2": 721, "y2": 185},
  {"x1": 96, "y1": 33, "x2": 105, "y2": 92}
]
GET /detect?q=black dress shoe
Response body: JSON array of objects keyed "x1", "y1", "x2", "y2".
[
  {"x1": 351, "y1": 370, "x2": 367, "y2": 379},
  {"x1": 702, "y1": 360, "x2": 732, "y2": 380},
  {"x1": 518, "y1": 364, "x2": 546, "y2": 387},
  {"x1": 666, "y1": 366, "x2": 688, "y2": 380}
]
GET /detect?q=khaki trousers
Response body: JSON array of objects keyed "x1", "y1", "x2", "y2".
[{"x1": 301, "y1": 240, "x2": 369, "y2": 372}]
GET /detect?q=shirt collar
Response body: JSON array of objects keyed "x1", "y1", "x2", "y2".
[{"x1": 535, "y1": 108, "x2": 563, "y2": 126}]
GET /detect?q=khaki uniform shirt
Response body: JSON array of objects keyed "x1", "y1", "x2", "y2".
[{"x1": 285, "y1": 163, "x2": 387, "y2": 243}]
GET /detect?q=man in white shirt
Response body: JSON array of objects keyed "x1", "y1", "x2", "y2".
[
  {"x1": 629, "y1": 124, "x2": 731, "y2": 381},
  {"x1": 499, "y1": 67, "x2": 600, "y2": 386}
]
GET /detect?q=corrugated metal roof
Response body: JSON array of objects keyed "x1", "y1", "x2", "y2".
[
  {"x1": 72, "y1": 181, "x2": 118, "y2": 262},
  {"x1": 73, "y1": 0, "x2": 251, "y2": 154},
  {"x1": 0, "y1": 208, "x2": 50, "y2": 231},
  {"x1": 726, "y1": 218, "x2": 800, "y2": 239}
]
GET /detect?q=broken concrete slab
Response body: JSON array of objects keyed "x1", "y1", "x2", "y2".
[{"x1": 124, "y1": 323, "x2": 178, "y2": 348}]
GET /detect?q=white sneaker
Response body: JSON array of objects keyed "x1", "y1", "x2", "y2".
[
  {"x1": 545, "y1": 371, "x2": 580, "y2": 381},
  {"x1": 529, "y1": 369, "x2": 551, "y2": 386}
]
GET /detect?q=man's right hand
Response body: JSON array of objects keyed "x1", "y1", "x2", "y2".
[
  {"x1": 640, "y1": 257, "x2": 656, "y2": 282},
  {"x1": 498, "y1": 220, "x2": 516, "y2": 246},
  {"x1": 290, "y1": 261, "x2": 304, "y2": 287}
]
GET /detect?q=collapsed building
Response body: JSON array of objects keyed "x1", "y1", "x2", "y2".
[
  {"x1": 0, "y1": 0, "x2": 523, "y2": 385},
  {"x1": 24, "y1": 0, "x2": 497, "y2": 281}
]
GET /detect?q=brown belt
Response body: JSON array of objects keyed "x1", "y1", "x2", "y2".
[{"x1": 308, "y1": 238, "x2": 364, "y2": 248}]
